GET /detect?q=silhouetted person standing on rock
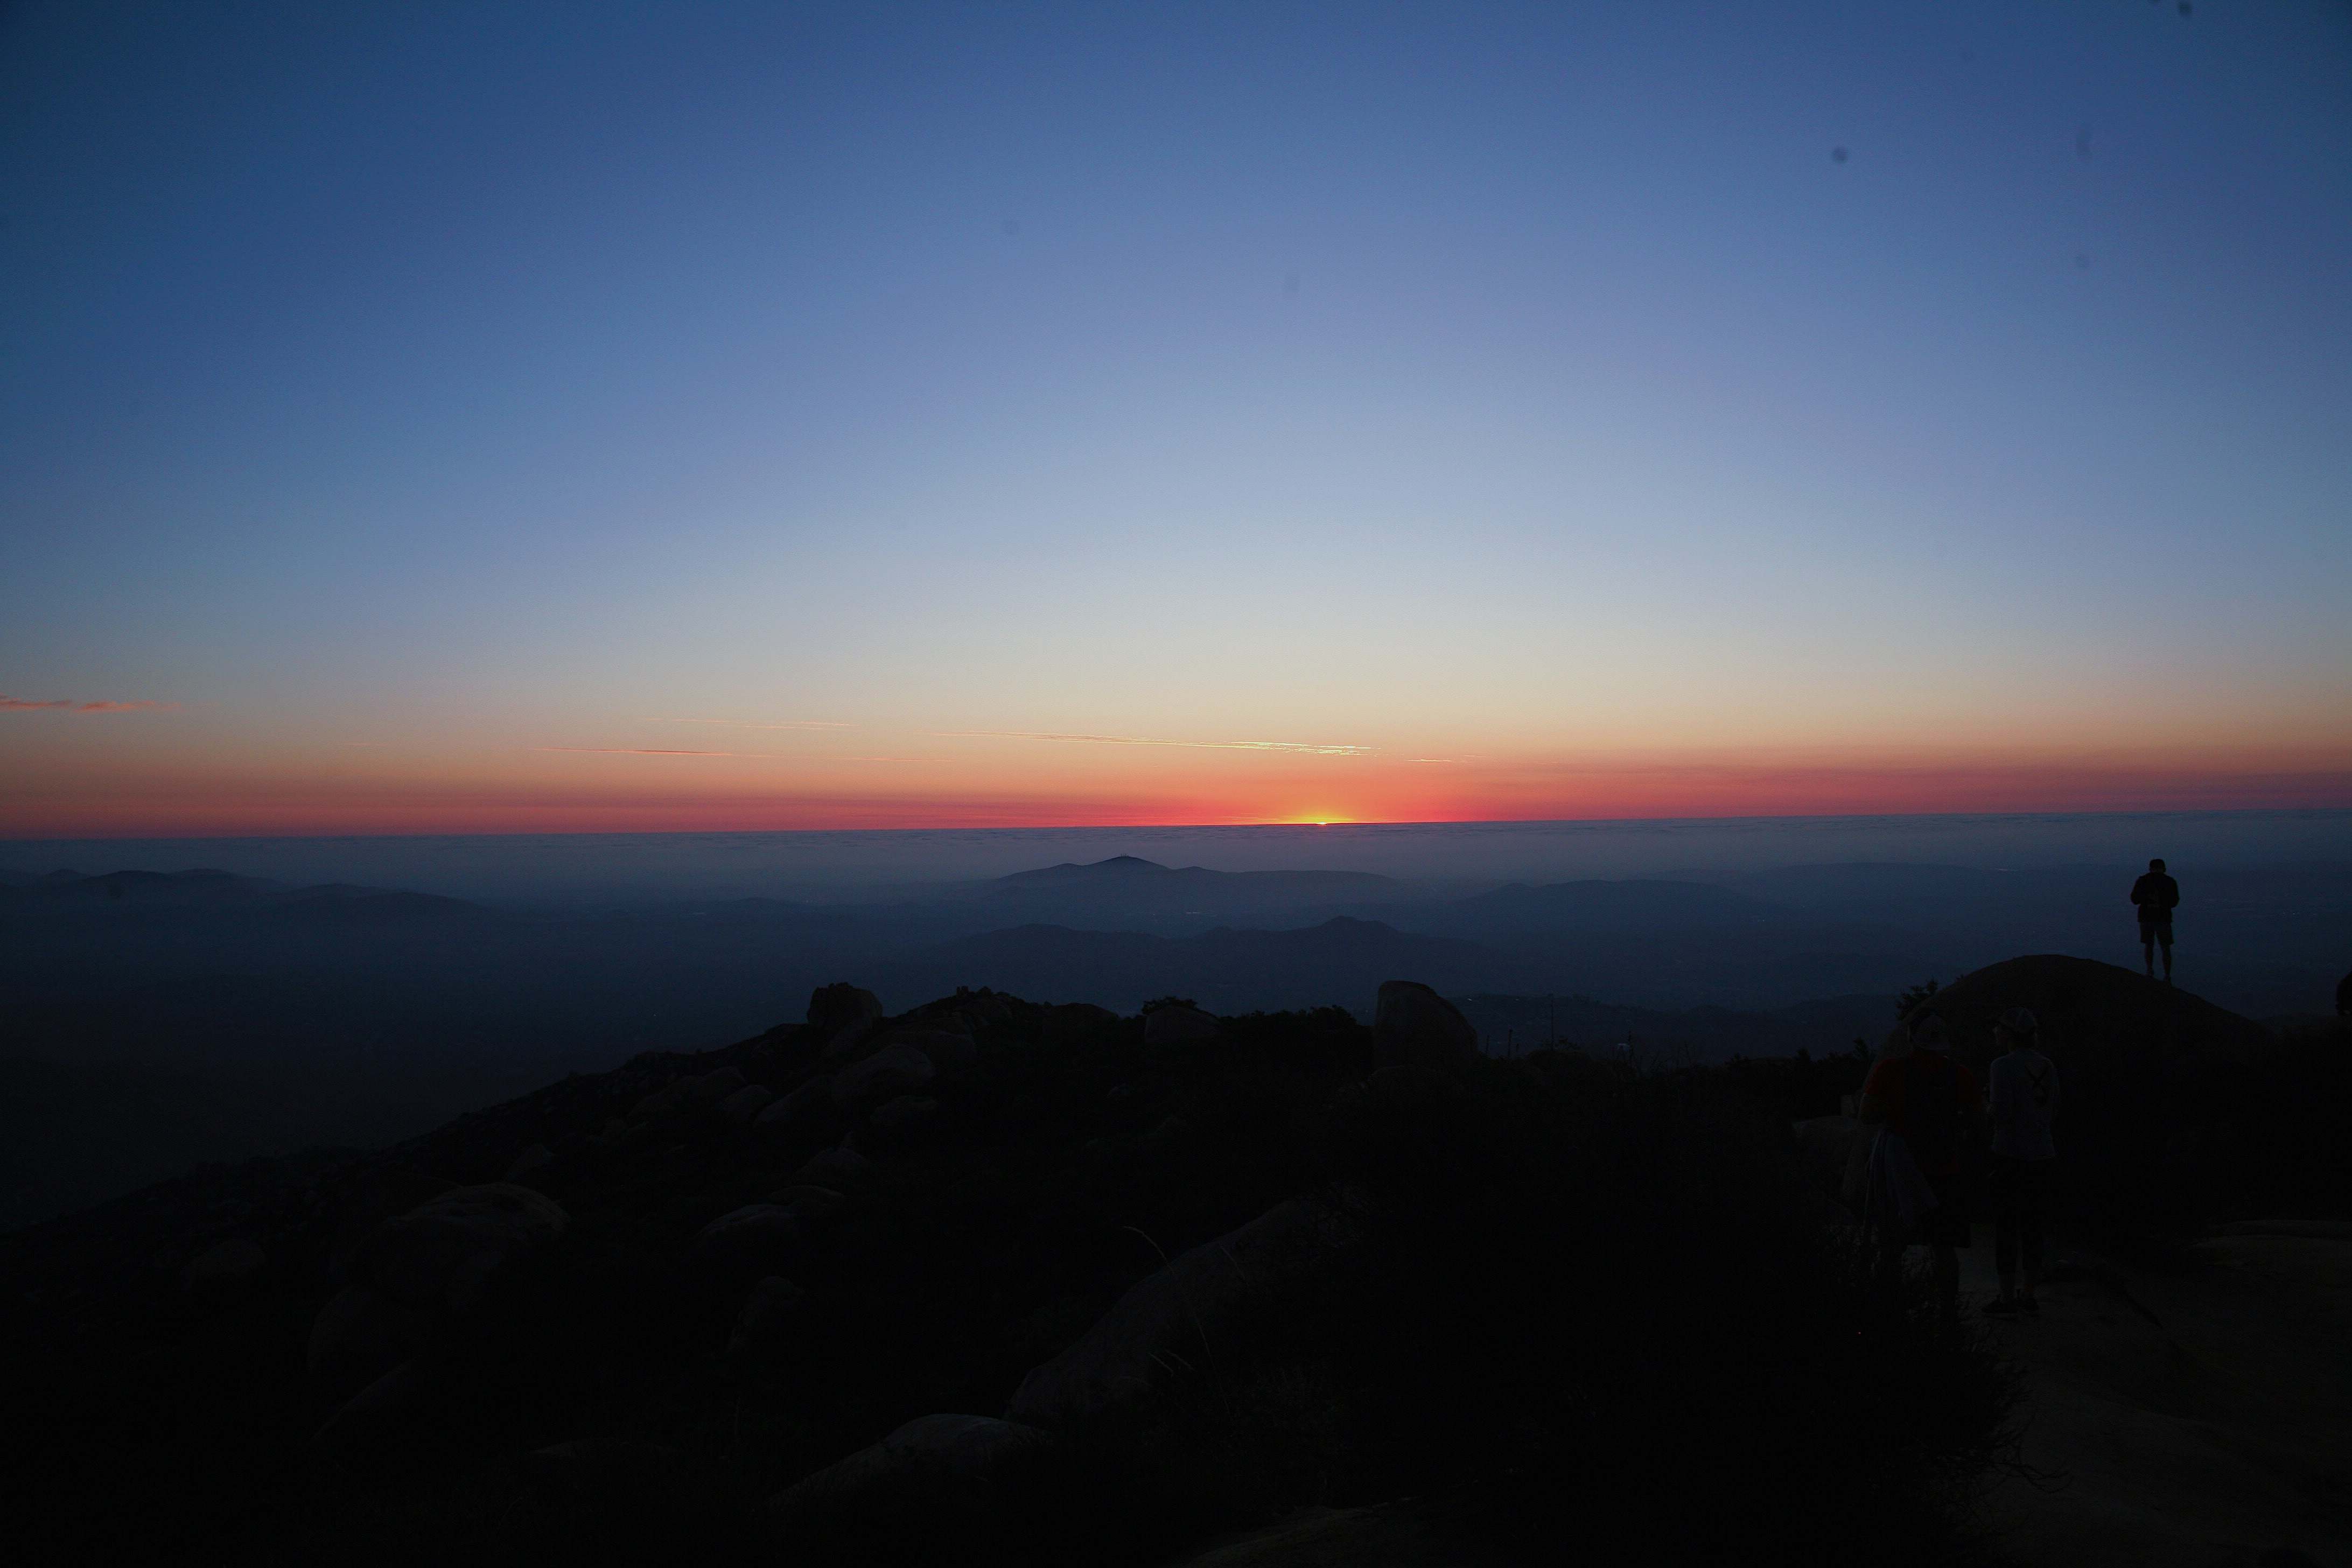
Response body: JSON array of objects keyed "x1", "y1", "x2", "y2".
[
  {"x1": 1981, "y1": 1008, "x2": 2058, "y2": 1318},
  {"x1": 2131, "y1": 858, "x2": 2179, "y2": 983}
]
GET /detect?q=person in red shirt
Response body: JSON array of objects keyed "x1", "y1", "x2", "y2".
[{"x1": 1859, "y1": 1014, "x2": 1981, "y2": 1321}]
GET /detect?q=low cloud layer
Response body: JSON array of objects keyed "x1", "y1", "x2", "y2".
[
  {"x1": 933, "y1": 729, "x2": 1372, "y2": 757},
  {"x1": 662, "y1": 718, "x2": 852, "y2": 731},
  {"x1": 1, "y1": 696, "x2": 176, "y2": 713}
]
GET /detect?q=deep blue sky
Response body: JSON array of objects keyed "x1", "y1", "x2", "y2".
[{"x1": 4, "y1": 1, "x2": 2348, "y2": 834}]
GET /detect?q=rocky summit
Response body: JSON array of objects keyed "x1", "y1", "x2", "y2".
[{"x1": 2, "y1": 964, "x2": 2344, "y2": 1567}]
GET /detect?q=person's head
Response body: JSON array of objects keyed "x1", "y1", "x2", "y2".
[
  {"x1": 1995, "y1": 1006, "x2": 2039, "y2": 1052},
  {"x1": 1910, "y1": 1014, "x2": 1950, "y2": 1053},
  {"x1": 2149, "y1": 857, "x2": 2166, "y2": 872}
]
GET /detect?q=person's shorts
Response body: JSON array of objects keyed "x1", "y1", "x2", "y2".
[{"x1": 2139, "y1": 917, "x2": 2173, "y2": 945}]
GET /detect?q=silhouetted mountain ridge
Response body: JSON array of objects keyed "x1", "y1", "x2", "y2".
[{"x1": 0, "y1": 868, "x2": 488, "y2": 922}]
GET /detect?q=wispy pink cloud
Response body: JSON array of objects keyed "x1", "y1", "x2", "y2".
[
  {"x1": 1, "y1": 696, "x2": 176, "y2": 713},
  {"x1": 928, "y1": 729, "x2": 1372, "y2": 757}
]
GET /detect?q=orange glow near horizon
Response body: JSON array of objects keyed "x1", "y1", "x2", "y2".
[{"x1": 5, "y1": 742, "x2": 2348, "y2": 839}]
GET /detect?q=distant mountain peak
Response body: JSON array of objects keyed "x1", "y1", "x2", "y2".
[{"x1": 995, "y1": 856, "x2": 1174, "y2": 885}]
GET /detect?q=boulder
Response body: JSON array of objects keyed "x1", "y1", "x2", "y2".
[
  {"x1": 871, "y1": 1095, "x2": 941, "y2": 1134},
  {"x1": 1006, "y1": 1197, "x2": 1352, "y2": 1430},
  {"x1": 1927, "y1": 956, "x2": 2274, "y2": 1224},
  {"x1": 504, "y1": 1143, "x2": 555, "y2": 1181},
  {"x1": 307, "y1": 1284, "x2": 430, "y2": 1402},
  {"x1": 887, "y1": 1027, "x2": 977, "y2": 1072},
  {"x1": 774, "y1": 1185, "x2": 848, "y2": 1222},
  {"x1": 179, "y1": 1237, "x2": 268, "y2": 1304},
  {"x1": 831, "y1": 1045, "x2": 936, "y2": 1107},
  {"x1": 1372, "y1": 981, "x2": 1478, "y2": 1069},
  {"x1": 628, "y1": 1081, "x2": 689, "y2": 1123},
  {"x1": 769, "y1": 1413, "x2": 1053, "y2": 1525},
  {"x1": 796, "y1": 1146, "x2": 877, "y2": 1187},
  {"x1": 810, "y1": 984, "x2": 884, "y2": 1058},
  {"x1": 1144, "y1": 1004, "x2": 1221, "y2": 1047},
  {"x1": 520, "y1": 1438, "x2": 683, "y2": 1497},
  {"x1": 684, "y1": 1066, "x2": 748, "y2": 1108},
  {"x1": 955, "y1": 990, "x2": 1014, "y2": 1026},
  {"x1": 313, "y1": 1355, "x2": 430, "y2": 1452},
  {"x1": 695, "y1": 1205, "x2": 800, "y2": 1266},
  {"x1": 754, "y1": 1077, "x2": 833, "y2": 1138},
  {"x1": 355, "y1": 1184, "x2": 569, "y2": 1313},
  {"x1": 721, "y1": 1084, "x2": 776, "y2": 1124},
  {"x1": 1138, "y1": 1114, "x2": 1191, "y2": 1156},
  {"x1": 823, "y1": 1025, "x2": 879, "y2": 1061},
  {"x1": 809, "y1": 983, "x2": 884, "y2": 1035},
  {"x1": 728, "y1": 1275, "x2": 807, "y2": 1354},
  {"x1": 1044, "y1": 1003, "x2": 1119, "y2": 1042}
]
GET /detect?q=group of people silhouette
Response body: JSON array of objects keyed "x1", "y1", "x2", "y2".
[
  {"x1": 1849, "y1": 857, "x2": 2187, "y2": 1322},
  {"x1": 1857, "y1": 1006, "x2": 2055, "y2": 1321}
]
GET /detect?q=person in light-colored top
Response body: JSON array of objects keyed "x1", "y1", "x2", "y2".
[{"x1": 1982, "y1": 1007, "x2": 2059, "y2": 1317}]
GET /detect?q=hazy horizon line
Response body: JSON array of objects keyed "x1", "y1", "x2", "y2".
[{"x1": 6, "y1": 802, "x2": 2350, "y2": 849}]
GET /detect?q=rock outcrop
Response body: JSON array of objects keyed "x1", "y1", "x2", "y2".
[
  {"x1": 887, "y1": 1025, "x2": 977, "y2": 1072},
  {"x1": 796, "y1": 1146, "x2": 876, "y2": 1187},
  {"x1": 728, "y1": 1274, "x2": 807, "y2": 1354},
  {"x1": 1372, "y1": 981, "x2": 1478, "y2": 1069},
  {"x1": 722, "y1": 1084, "x2": 775, "y2": 1123},
  {"x1": 1144, "y1": 1003, "x2": 1220, "y2": 1046},
  {"x1": 1006, "y1": 1196, "x2": 1352, "y2": 1430},
  {"x1": 809, "y1": 983, "x2": 884, "y2": 1057},
  {"x1": 768, "y1": 1413, "x2": 1053, "y2": 1527},
  {"x1": 354, "y1": 1182, "x2": 569, "y2": 1313},
  {"x1": 307, "y1": 1283, "x2": 430, "y2": 1403},
  {"x1": 754, "y1": 1077, "x2": 832, "y2": 1138},
  {"x1": 179, "y1": 1236, "x2": 268, "y2": 1303},
  {"x1": 1044, "y1": 1002, "x2": 1119, "y2": 1041},
  {"x1": 695, "y1": 1204, "x2": 800, "y2": 1268},
  {"x1": 831, "y1": 1044, "x2": 936, "y2": 1106}
]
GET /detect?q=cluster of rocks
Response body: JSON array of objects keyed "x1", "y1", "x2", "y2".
[
  {"x1": 5, "y1": 971, "x2": 1485, "y2": 1560},
  {"x1": 752, "y1": 984, "x2": 1474, "y2": 1541}
]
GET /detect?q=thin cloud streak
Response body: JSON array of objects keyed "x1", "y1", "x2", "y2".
[
  {"x1": 662, "y1": 718, "x2": 852, "y2": 731},
  {"x1": 536, "y1": 743, "x2": 890, "y2": 759},
  {"x1": 2, "y1": 696, "x2": 177, "y2": 713},
  {"x1": 930, "y1": 729, "x2": 1373, "y2": 757},
  {"x1": 532, "y1": 746, "x2": 748, "y2": 757}
]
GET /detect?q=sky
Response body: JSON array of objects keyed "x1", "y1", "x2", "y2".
[{"x1": 4, "y1": 0, "x2": 2349, "y2": 837}]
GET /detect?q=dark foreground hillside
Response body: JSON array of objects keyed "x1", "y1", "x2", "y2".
[{"x1": 6, "y1": 963, "x2": 2333, "y2": 1566}]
